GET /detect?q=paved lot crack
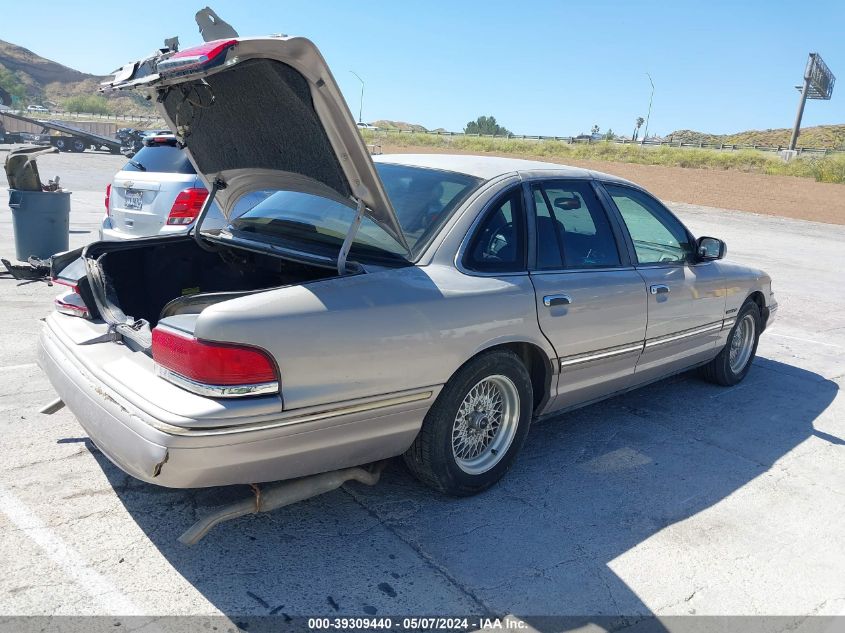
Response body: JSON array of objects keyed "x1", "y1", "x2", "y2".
[{"x1": 341, "y1": 485, "x2": 493, "y2": 614}]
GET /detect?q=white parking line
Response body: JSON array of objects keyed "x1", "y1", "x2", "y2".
[
  {"x1": 769, "y1": 333, "x2": 845, "y2": 350},
  {"x1": 0, "y1": 486, "x2": 142, "y2": 615},
  {"x1": 0, "y1": 363, "x2": 37, "y2": 373}
]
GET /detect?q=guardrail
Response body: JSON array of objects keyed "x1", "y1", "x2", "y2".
[
  {"x1": 12, "y1": 109, "x2": 162, "y2": 124},
  {"x1": 367, "y1": 128, "x2": 845, "y2": 156}
]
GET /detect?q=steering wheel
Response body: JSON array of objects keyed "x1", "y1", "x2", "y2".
[{"x1": 482, "y1": 219, "x2": 512, "y2": 260}]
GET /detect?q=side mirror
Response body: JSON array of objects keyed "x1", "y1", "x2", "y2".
[{"x1": 697, "y1": 236, "x2": 726, "y2": 261}]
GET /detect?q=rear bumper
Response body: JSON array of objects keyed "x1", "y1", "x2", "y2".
[
  {"x1": 38, "y1": 320, "x2": 432, "y2": 488},
  {"x1": 99, "y1": 219, "x2": 190, "y2": 242}
]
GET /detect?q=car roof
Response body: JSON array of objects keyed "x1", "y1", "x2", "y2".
[{"x1": 373, "y1": 153, "x2": 636, "y2": 186}]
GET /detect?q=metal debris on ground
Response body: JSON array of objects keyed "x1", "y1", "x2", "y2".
[{"x1": 0, "y1": 257, "x2": 52, "y2": 284}]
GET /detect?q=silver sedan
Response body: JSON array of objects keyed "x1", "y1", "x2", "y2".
[{"x1": 39, "y1": 36, "x2": 776, "y2": 495}]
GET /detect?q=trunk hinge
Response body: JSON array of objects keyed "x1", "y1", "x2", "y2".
[
  {"x1": 337, "y1": 197, "x2": 366, "y2": 276},
  {"x1": 191, "y1": 177, "x2": 227, "y2": 252}
]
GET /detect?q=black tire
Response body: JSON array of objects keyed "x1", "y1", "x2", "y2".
[
  {"x1": 54, "y1": 138, "x2": 68, "y2": 151},
  {"x1": 71, "y1": 139, "x2": 86, "y2": 153},
  {"x1": 700, "y1": 299, "x2": 761, "y2": 386},
  {"x1": 404, "y1": 349, "x2": 533, "y2": 496}
]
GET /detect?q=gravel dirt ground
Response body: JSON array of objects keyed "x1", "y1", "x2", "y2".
[
  {"x1": 380, "y1": 145, "x2": 845, "y2": 225},
  {"x1": 0, "y1": 150, "x2": 844, "y2": 630}
]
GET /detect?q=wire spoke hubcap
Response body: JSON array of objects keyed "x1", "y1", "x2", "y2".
[
  {"x1": 729, "y1": 314, "x2": 755, "y2": 373},
  {"x1": 451, "y1": 375, "x2": 520, "y2": 475}
]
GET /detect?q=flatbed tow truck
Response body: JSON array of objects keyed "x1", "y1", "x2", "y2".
[{"x1": 0, "y1": 110, "x2": 126, "y2": 154}]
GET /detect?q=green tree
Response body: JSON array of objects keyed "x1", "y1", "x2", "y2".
[
  {"x1": 632, "y1": 116, "x2": 645, "y2": 141},
  {"x1": 0, "y1": 66, "x2": 27, "y2": 105},
  {"x1": 604, "y1": 128, "x2": 615, "y2": 140},
  {"x1": 62, "y1": 94, "x2": 112, "y2": 115},
  {"x1": 464, "y1": 115, "x2": 512, "y2": 136},
  {"x1": 591, "y1": 124, "x2": 600, "y2": 136}
]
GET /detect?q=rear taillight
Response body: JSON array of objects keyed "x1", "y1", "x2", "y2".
[
  {"x1": 52, "y1": 276, "x2": 78, "y2": 292},
  {"x1": 105, "y1": 184, "x2": 111, "y2": 216},
  {"x1": 54, "y1": 290, "x2": 90, "y2": 319},
  {"x1": 157, "y1": 39, "x2": 238, "y2": 77},
  {"x1": 166, "y1": 187, "x2": 208, "y2": 225},
  {"x1": 151, "y1": 327, "x2": 279, "y2": 398}
]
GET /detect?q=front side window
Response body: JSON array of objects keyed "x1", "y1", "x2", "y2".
[
  {"x1": 464, "y1": 187, "x2": 526, "y2": 273},
  {"x1": 604, "y1": 185, "x2": 692, "y2": 265},
  {"x1": 533, "y1": 181, "x2": 621, "y2": 269}
]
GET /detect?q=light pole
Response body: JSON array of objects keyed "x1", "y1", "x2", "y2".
[
  {"x1": 643, "y1": 73, "x2": 654, "y2": 143},
  {"x1": 350, "y1": 71, "x2": 364, "y2": 124}
]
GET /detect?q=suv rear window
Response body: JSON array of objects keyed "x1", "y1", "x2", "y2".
[{"x1": 122, "y1": 145, "x2": 196, "y2": 174}]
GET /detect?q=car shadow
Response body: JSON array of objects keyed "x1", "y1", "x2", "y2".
[{"x1": 82, "y1": 356, "x2": 838, "y2": 629}]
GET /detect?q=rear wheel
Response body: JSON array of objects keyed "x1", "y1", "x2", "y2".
[
  {"x1": 71, "y1": 139, "x2": 86, "y2": 153},
  {"x1": 54, "y1": 138, "x2": 68, "y2": 151},
  {"x1": 404, "y1": 349, "x2": 533, "y2": 496},
  {"x1": 701, "y1": 299, "x2": 761, "y2": 386}
]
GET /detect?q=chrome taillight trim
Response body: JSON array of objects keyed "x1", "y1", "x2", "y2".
[
  {"x1": 54, "y1": 291, "x2": 90, "y2": 319},
  {"x1": 155, "y1": 364, "x2": 279, "y2": 398}
]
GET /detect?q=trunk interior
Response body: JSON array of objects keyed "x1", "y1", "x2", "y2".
[{"x1": 93, "y1": 238, "x2": 337, "y2": 327}]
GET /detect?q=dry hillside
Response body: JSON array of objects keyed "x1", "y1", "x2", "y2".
[
  {"x1": 0, "y1": 39, "x2": 153, "y2": 115},
  {"x1": 668, "y1": 125, "x2": 845, "y2": 149}
]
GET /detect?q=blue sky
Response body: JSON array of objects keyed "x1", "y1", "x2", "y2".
[{"x1": 3, "y1": 0, "x2": 843, "y2": 136}]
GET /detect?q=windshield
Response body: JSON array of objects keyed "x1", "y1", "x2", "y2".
[{"x1": 230, "y1": 163, "x2": 482, "y2": 260}]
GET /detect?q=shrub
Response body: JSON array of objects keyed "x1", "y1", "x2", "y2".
[
  {"x1": 361, "y1": 131, "x2": 845, "y2": 184},
  {"x1": 61, "y1": 94, "x2": 112, "y2": 115}
]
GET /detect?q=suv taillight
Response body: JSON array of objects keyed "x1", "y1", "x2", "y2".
[
  {"x1": 151, "y1": 327, "x2": 279, "y2": 398},
  {"x1": 166, "y1": 188, "x2": 208, "y2": 225},
  {"x1": 105, "y1": 184, "x2": 111, "y2": 216}
]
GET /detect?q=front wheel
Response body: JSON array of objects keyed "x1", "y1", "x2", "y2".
[
  {"x1": 404, "y1": 349, "x2": 533, "y2": 496},
  {"x1": 701, "y1": 299, "x2": 761, "y2": 386}
]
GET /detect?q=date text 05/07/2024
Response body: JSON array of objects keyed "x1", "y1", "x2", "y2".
[{"x1": 307, "y1": 617, "x2": 529, "y2": 630}]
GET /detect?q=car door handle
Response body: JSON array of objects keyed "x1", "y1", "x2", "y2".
[
  {"x1": 543, "y1": 294, "x2": 572, "y2": 307},
  {"x1": 650, "y1": 284, "x2": 670, "y2": 295}
]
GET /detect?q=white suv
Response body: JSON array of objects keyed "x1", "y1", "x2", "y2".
[{"x1": 99, "y1": 137, "x2": 227, "y2": 240}]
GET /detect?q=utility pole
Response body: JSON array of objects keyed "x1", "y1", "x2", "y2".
[
  {"x1": 643, "y1": 73, "x2": 655, "y2": 143},
  {"x1": 349, "y1": 71, "x2": 365, "y2": 124}
]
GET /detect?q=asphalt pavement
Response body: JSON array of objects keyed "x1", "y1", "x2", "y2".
[{"x1": 1, "y1": 149, "x2": 843, "y2": 630}]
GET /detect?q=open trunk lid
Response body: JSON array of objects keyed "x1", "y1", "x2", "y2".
[{"x1": 101, "y1": 36, "x2": 409, "y2": 253}]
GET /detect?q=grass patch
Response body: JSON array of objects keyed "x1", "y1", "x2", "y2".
[{"x1": 362, "y1": 132, "x2": 845, "y2": 185}]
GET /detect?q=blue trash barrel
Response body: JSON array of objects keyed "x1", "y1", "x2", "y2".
[{"x1": 8, "y1": 189, "x2": 72, "y2": 261}]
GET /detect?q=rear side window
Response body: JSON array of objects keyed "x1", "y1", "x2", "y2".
[
  {"x1": 122, "y1": 146, "x2": 196, "y2": 174},
  {"x1": 532, "y1": 181, "x2": 621, "y2": 269},
  {"x1": 464, "y1": 187, "x2": 527, "y2": 273}
]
